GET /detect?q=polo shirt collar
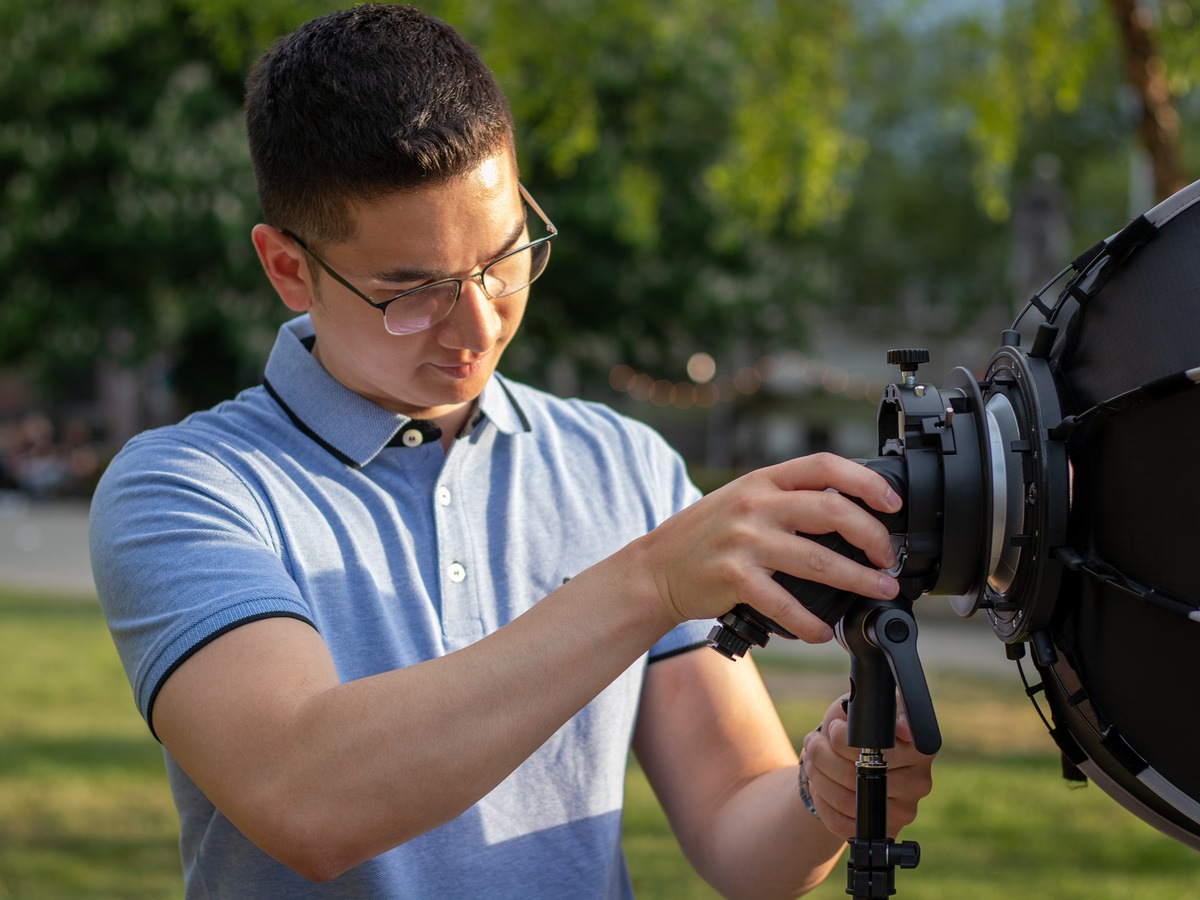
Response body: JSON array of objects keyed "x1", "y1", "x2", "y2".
[{"x1": 262, "y1": 315, "x2": 529, "y2": 468}]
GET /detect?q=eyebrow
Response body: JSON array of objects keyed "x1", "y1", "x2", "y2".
[{"x1": 369, "y1": 210, "x2": 529, "y2": 286}]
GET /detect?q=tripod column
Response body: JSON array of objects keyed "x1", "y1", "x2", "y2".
[
  {"x1": 846, "y1": 748, "x2": 920, "y2": 899},
  {"x1": 856, "y1": 749, "x2": 888, "y2": 840}
]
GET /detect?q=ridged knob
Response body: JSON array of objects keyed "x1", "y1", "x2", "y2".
[{"x1": 886, "y1": 348, "x2": 930, "y2": 368}]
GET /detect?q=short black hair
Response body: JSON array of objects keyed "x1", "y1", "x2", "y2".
[{"x1": 245, "y1": 3, "x2": 514, "y2": 248}]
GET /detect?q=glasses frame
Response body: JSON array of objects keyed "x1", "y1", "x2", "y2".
[{"x1": 281, "y1": 183, "x2": 557, "y2": 335}]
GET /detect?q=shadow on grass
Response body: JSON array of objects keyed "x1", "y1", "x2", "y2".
[
  {"x1": 0, "y1": 829, "x2": 183, "y2": 900},
  {"x1": 0, "y1": 591, "x2": 100, "y2": 616},
  {"x1": 0, "y1": 733, "x2": 162, "y2": 778}
]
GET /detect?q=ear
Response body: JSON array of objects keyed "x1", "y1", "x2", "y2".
[{"x1": 252, "y1": 224, "x2": 315, "y2": 313}]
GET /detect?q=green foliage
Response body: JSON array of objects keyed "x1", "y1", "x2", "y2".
[
  {"x1": 935, "y1": 0, "x2": 1110, "y2": 222},
  {"x1": 177, "y1": 0, "x2": 336, "y2": 74},
  {"x1": 1158, "y1": 1, "x2": 1200, "y2": 94},
  {"x1": 1, "y1": 0, "x2": 1197, "y2": 410},
  {"x1": 0, "y1": 0, "x2": 282, "y2": 406},
  {"x1": 437, "y1": 0, "x2": 867, "y2": 381}
]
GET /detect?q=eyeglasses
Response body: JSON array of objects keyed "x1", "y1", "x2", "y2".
[{"x1": 282, "y1": 183, "x2": 556, "y2": 335}]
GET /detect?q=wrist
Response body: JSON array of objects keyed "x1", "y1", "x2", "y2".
[
  {"x1": 618, "y1": 530, "x2": 692, "y2": 631},
  {"x1": 564, "y1": 540, "x2": 682, "y2": 653}
]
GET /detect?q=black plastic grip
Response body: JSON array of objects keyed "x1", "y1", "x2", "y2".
[
  {"x1": 707, "y1": 457, "x2": 909, "y2": 659},
  {"x1": 772, "y1": 536, "x2": 869, "y2": 628}
]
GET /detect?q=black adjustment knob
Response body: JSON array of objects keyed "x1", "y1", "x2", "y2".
[{"x1": 886, "y1": 348, "x2": 930, "y2": 370}]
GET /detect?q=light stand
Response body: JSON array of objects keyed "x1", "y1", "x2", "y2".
[
  {"x1": 704, "y1": 345, "x2": 1024, "y2": 895},
  {"x1": 838, "y1": 594, "x2": 941, "y2": 898},
  {"x1": 711, "y1": 590, "x2": 941, "y2": 897}
]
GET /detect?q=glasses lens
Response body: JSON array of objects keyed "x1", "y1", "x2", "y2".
[
  {"x1": 383, "y1": 281, "x2": 459, "y2": 335},
  {"x1": 482, "y1": 240, "x2": 552, "y2": 299}
]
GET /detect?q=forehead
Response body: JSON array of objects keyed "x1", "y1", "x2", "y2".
[{"x1": 342, "y1": 152, "x2": 521, "y2": 251}]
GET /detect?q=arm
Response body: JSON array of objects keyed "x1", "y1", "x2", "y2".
[
  {"x1": 153, "y1": 556, "x2": 677, "y2": 882},
  {"x1": 150, "y1": 453, "x2": 903, "y2": 880},
  {"x1": 632, "y1": 648, "x2": 844, "y2": 899},
  {"x1": 632, "y1": 650, "x2": 935, "y2": 900}
]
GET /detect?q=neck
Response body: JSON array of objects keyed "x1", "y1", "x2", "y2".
[{"x1": 428, "y1": 399, "x2": 478, "y2": 450}]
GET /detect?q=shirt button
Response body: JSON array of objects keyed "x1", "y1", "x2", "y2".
[
  {"x1": 399, "y1": 427, "x2": 425, "y2": 447},
  {"x1": 436, "y1": 486, "x2": 452, "y2": 507},
  {"x1": 448, "y1": 562, "x2": 466, "y2": 584}
]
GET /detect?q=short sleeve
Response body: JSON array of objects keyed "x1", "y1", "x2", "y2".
[
  {"x1": 647, "y1": 619, "x2": 712, "y2": 662},
  {"x1": 89, "y1": 432, "x2": 313, "y2": 730}
]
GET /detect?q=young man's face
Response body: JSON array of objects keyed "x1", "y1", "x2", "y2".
[{"x1": 301, "y1": 150, "x2": 531, "y2": 430}]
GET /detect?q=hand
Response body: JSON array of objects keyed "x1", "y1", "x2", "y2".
[
  {"x1": 800, "y1": 694, "x2": 936, "y2": 839},
  {"x1": 638, "y1": 452, "x2": 902, "y2": 642}
]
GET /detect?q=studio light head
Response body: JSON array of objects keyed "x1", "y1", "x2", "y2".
[
  {"x1": 709, "y1": 178, "x2": 1200, "y2": 855},
  {"x1": 707, "y1": 328, "x2": 1072, "y2": 651}
]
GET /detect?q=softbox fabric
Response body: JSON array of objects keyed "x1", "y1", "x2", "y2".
[{"x1": 1039, "y1": 179, "x2": 1200, "y2": 850}]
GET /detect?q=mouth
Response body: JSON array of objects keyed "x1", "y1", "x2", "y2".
[{"x1": 430, "y1": 355, "x2": 489, "y2": 379}]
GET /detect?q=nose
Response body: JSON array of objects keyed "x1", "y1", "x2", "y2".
[{"x1": 439, "y1": 276, "x2": 502, "y2": 353}]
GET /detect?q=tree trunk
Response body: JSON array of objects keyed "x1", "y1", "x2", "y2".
[{"x1": 1108, "y1": 0, "x2": 1188, "y2": 200}]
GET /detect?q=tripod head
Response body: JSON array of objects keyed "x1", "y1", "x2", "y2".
[{"x1": 840, "y1": 595, "x2": 940, "y2": 756}]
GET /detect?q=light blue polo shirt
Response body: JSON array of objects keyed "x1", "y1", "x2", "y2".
[{"x1": 90, "y1": 314, "x2": 711, "y2": 899}]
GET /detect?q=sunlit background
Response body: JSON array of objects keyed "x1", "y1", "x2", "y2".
[
  {"x1": 3, "y1": 3, "x2": 1200, "y2": 897},
  {"x1": 3, "y1": 0, "x2": 1198, "y2": 492}
]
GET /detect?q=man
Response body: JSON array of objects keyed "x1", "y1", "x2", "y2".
[{"x1": 89, "y1": 5, "x2": 934, "y2": 897}]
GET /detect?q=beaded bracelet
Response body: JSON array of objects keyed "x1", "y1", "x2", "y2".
[{"x1": 798, "y1": 756, "x2": 820, "y2": 818}]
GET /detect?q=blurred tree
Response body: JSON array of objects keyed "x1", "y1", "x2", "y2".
[
  {"x1": 441, "y1": 0, "x2": 866, "y2": 382},
  {"x1": 813, "y1": 2, "x2": 1119, "y2": 331},
  {"x1": 430, "y1": 0, "x2": 1196, "y2": 376},
  {"x1": 1, "y1": 0, "x2": 1195, "y2": 427},
  {"x1": 1108, "y1": 0, "x2": 1189, "y2": 199},
  {"x1": 0, "y1": 0, "x2": 277, "y2": 416}
]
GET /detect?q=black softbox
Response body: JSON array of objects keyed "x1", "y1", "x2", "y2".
[{"x1": 1034, "y1": 179, "x2": 1200, "y2": 851}]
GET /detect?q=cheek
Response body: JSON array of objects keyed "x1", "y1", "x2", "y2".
[
  {"x1": 312, "y1": 298, "x2": 426, "y2": 365},
  {"x1": 498, "y1": 292, "x2": 528, "y2": 339}
]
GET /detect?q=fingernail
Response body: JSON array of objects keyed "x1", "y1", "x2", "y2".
[
  {"x1": 879, "y1": 574, "x2": 899, "y2": 598},
  {"x1": 885, "y1": 488, "x2": 902, "y2": 510}
]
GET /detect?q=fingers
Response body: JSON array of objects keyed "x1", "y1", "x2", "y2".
[
  {"x1": 802, "y1": 696, "x2": 935, "y2": 840},
  {"x1": 894, "y1": 709, "x2": 913, "y2": 744},
  {"x1": 795, "y1": 488, "x2": 898, "y2": 572},
  {"x1": 770, "y1": 453, "x2": 900, "y2": 511},
  {"x1": 641, "y1": 451, "x2": 904, "y2": 635},
  {"x1": 879, "y1": 760, "x2": 934, "y2": 835},
  {"x1": 744, "y1": 583, "x2": 838, "y2": 644},
  {"x1": 770, "y1": 453, "x2": 902, "y2": 550},
  {"x1": 803, "y1": 758, "x2": 857, "y2": 838},
  {"x1": 802, "y1": 718, "x2": 856, "y2": 838},
  {"x1": 733, "y1": 461, "x2": 902, "y2": 639},
  {"x1": 766, "y1": 453, "x2": 900, "y2": 578}
]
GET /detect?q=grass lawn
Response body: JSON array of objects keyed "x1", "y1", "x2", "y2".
[
  {"x1": 627, "y1": 656, "x2": 1200, "y2": 899},
  {"x1": 0, "y1": 590, "x2": 182, "y2": 899},
  {"x1": 2, "y1": 589, "x2": 1197, "y2": 898}
]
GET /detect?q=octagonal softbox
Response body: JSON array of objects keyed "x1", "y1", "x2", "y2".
[{"x1": 1031, "y1": 178, "x2": 1200, "y2": 851}]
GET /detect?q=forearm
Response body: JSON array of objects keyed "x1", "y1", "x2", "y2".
[
  {"x1": 698, "y1": 765, "x2": 846, "y2": 900},
  {"x1": 159, "y1": 545, "x2": 678, "y2": 880},
  {"x1": 633, "y1": 650, "x2": 854, "y2": 900}
]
